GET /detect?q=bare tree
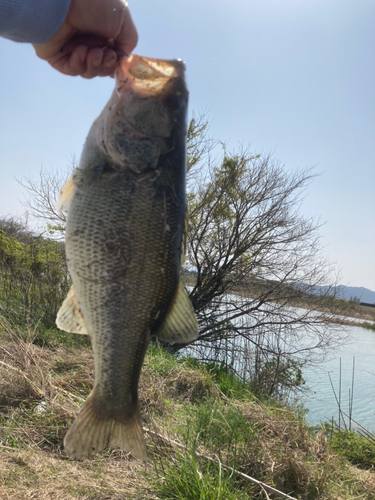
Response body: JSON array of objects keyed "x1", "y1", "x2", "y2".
[
  {"x1": 17, "y1": 159, "x2": 75, "y2": 238},
  {"x1": 180, "y1": 120, "x2": 349, "y2": 390}
]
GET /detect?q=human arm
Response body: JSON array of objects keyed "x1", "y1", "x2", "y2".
[
  {"x1": 0, "y1": 0, "x2": 71, "y2": 44},
  {"x1": 0, "y1": 0, "x2": 138, "y2": 78}
]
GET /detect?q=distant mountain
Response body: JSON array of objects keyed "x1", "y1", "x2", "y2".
[{"x1": 307, "y1": 285, "x2": 375, "y2": 304}]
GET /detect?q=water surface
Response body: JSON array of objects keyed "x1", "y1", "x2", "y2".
[{"x1": 302, "y1": 324, "x2": 375, "y2": 431}]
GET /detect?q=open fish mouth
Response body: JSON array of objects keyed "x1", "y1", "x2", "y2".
[{"x1": 115, "y1": 55, "x2": 186, "y2": 98}]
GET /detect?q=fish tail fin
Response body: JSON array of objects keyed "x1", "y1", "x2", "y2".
[{"x1": 64, "y1": 391, "x2": 147, "y2": 462}]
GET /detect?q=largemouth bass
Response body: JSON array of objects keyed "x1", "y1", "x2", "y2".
[{"x1": 56, "y1": 55, "x2": 198, "y2": 462}]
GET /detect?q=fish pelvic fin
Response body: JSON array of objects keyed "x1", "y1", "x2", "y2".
[
  {"x1": 56, "y1": 285, "x2": 87, "y2": 335},
  {"x1": 156, "y1": 280, "x2": 199, "y2": 344},
  {"x1": 64, "y1": 391, "x2": 147, "y2": 463},
  {"x1": 56, "y1": 175, "x2": 76, "y2": 213}
]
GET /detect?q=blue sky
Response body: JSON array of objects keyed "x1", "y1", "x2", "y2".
[{"x1": 0, "y1": 0, "x2": 374, "y2": 289}]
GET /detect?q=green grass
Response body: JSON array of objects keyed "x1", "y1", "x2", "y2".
[
  {"x1": 27, "y1": 326, "x2": 90, "y2": 349},
  {"x1": 328, "y1": 429, "x2": 375, "y2": 469},
  {"x1": 146, "y1": 342, "x2": 181, "y2": 377},
  {"x1": 204, "y1": 361, "x2": 254, "y2": 399},
  {"x1": 361, "y1": 321, "x2": 375, "y2": 332},
  {"x1": 189, "y1": 401, "x2": 257, "y2": 451},
  {"x1": 150, "y1": 449, "x2": 252, "y2": 500}
]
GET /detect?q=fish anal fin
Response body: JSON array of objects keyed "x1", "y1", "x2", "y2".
[
  {"x1": 56, "y1": 285, "x2": 87, "y2": 335},
  {"x1": 64, "y1": 391, "x2": 147, "y2": 462},
  {"x1": 56, "y1": 176, "x2": 76, "y2": 213},
  {"x1": 156, "y1": 280, "x2": 198, "y2": 344}
]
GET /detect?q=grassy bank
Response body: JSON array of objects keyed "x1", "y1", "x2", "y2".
[
  {"x1": 362, "y1": 322, "x2": 375, "y2": 332},
  {"x1": 0, "y1": 320, "x2": 374, "y2": 499}
]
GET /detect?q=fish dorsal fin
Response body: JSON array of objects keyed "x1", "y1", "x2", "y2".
[
  {"x1": 56, "y1": 285, "x2": 87, "y2": 335},
  {"x1": 156, "y1": 280, "x2": 198, "y2": 344},
  {"x1": 56, "y1": 176, "x2": 76, "y2": 213}
]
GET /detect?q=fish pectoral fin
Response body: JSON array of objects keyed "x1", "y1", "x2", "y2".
[
  {"x1": 56, "y1": 175, "x2": 76, "y2": 212},
  {"x1": 156, "y1": 280, "x2": 198, "y2": 344},
  {"x1": 64, "y1": 391, "x2": 147, "y2": 462},
  {"x1": 56, "y1": 285, "x2": 88, "y2": 335}
]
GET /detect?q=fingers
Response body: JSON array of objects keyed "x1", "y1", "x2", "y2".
[
  {"x1": 33, "y1": 0, "x2": 139, "y2": 78},
  {"x1": 52, "y1": 46, "x2": 119, "y2": 78}
]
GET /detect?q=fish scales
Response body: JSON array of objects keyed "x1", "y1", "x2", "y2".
[{"x1": 56, "y1": 55, "x2": 198, "y2": 462}]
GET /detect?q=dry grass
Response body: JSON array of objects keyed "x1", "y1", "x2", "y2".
[
  {"x1": 0, "y1": 318, "x2": 375, "y2": 499},
  {"x1": 0, "y1": 449, "x2": 144, "y2": 500},
  {"x1": 0, "y1": 319, "x2": 148, "y2": 499}
]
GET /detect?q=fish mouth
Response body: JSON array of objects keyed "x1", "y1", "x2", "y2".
[{"x1": 115, "y1": 55, "x2": 185, "y2": 98}]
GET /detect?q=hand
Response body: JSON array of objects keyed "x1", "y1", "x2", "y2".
[{"x1": 33, "y1": 0, "x2": 138, "y2": 78}]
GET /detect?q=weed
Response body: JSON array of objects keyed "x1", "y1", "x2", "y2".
[
  {"x1": 190, "y1": 401, "x2": 257, "y2": 451},
  {"x1": 205, "y1": 361, "x2": 253, "y2": 399},
  {"x1": 329, "y1": 429, "x2": 375, "y2": 469},
  {"x1": 362, "y1": 321, "x2": 375, "y2": 332},
  {"x1": 150, "y1": 449, "x2": 252, "y2": 500},
  {"x1": 146, "y1": 342, "x2": 179, "y2": 378},
  {"x1": 32, "y1": 326, "x2": 91, "y2": 349}
]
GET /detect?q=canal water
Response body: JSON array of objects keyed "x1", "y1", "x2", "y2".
[
  {"x1": 183, "y1": 290, "x2": 375, "y2": 431},
  {"x1": 301, "y1": 324, "x2": 375, "y2": 431}
]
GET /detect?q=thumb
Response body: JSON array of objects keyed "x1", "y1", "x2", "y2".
[{"x1": 114, "y1": 5, "x2": 138, "y2": 56}]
